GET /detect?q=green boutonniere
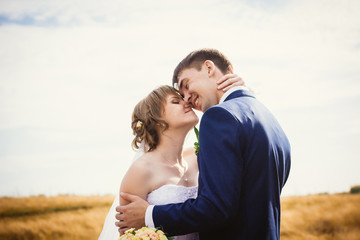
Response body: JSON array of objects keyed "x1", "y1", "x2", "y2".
[{"x1": 194, "y1": 126, "x2": 200, "y2": 155}]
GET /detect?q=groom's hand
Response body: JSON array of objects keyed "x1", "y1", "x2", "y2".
[{"x1": 115, "y1": 192, "x2": 149, "y2": 235}]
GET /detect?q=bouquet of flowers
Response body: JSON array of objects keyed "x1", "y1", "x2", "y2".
[{"x1": 119, "y1": 227, "x2": 172, "y2": 240}]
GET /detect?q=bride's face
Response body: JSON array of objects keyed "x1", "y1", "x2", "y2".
[{"x1": 162, "y1": 94, "x2": 199, "y2": 131}]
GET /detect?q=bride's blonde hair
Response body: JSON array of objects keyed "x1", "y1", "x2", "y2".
[{"x1": 131, "y1": 85, "x2": 180, "y2": 152}]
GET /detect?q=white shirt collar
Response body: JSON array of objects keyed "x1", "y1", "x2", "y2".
[{"x1": 219, "y1": 86, "x2": 249, "y2": 104}]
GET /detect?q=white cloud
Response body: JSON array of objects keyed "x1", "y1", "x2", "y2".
[{"x1": 0, "y1": 0, "x2": 359, "y2": 196}]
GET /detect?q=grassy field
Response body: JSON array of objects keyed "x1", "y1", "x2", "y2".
[
  {"x1": 0, "y1": 193, "x2": 359, "y2": 239},
  {"x1": 0, "y1": 195, "x2": 114, "y2": 240}
]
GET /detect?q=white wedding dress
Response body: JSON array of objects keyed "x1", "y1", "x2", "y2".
[
  {"x1": 98, "y1": 184, "x2": 199, "y2": 240},
  {"x1": 147, "y1": 184, "x2": 199, "y2": 240}
]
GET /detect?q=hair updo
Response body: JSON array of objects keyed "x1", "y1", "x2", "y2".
[{"x1": 131, "y1": 85, "x2": 180, "y2": 152}]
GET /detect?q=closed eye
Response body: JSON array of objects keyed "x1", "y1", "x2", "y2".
[{"x1": 170, "y1": 95, "x2": 182, "y2": 104}]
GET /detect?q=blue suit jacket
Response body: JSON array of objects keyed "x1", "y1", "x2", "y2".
[{"x1": 153, "y1": 90, "x2": 291, "y2": 239}]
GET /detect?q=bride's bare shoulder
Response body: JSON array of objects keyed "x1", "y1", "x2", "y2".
[
  {"x1": 120, "y1": 153, "x2": 158, "y2": 200},
  {"x1": 125, "y1": 152, "x2": 160, "y2": 178},
  {"x1": 132, "y1": 152, "x2": 157, "y2": 167}
]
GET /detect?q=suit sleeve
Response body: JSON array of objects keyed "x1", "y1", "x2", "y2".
[{"x1": 152, "y1": 106, "x2": 244, "y2": 235}]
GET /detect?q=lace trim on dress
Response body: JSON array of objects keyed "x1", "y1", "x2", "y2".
[{"x1": 147, "y1": 184, "x2": 198, "y2": 205}]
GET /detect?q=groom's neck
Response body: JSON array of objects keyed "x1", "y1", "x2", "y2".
[
  {"x1": 216, "y1": 90, "x2": 225, "y2": 104},
  {"x1": 212, "y1": 72, "x2": 226, "y2": 105}
]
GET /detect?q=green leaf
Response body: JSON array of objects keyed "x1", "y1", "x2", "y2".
[
  {"x1": 194, "y1": 126, "x2": 199, "y2": 141},
  {"x1": 193, "y1": 126, "x2": 200, "y2": 155}
]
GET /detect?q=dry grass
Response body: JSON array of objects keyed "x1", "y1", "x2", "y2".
[
  {"x1": 0, "y1": 193, "x2": 359, "y2": 239},
  {"x1": 0, "y1": 195, "x2": 113, "y2": 218},
  {"x1": 281, "y1": 193, "x2": 360, "y2": 240},
  {"x1": 0, "y1": 195, "x2": 114, "y2": 240}
]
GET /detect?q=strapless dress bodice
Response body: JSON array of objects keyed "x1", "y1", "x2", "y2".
[
  {"x1": 146, "y1": 184, "x2": 199, "y2": 240},
  {"x1": 147, "y1": 184, "x2": 198, "y2": 205}
]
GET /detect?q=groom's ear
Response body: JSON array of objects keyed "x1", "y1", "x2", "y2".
[{"x1": 204, "y1": 60, "x2": 216, "y2": 77}]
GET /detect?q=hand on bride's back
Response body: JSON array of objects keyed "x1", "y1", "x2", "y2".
[{"x1": 115, "y1": 192, "x2": 149, "y2": 235}]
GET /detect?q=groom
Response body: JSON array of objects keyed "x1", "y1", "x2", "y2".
[{"x1": 116, "y1": 48, "x2": 291, "y2": 239}]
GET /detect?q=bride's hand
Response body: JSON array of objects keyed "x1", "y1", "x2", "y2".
[
  {"x1": 217, "y1": 67, "x2": 245, "y2": 92},
  {"x1": 217, "y1": 74, "x2": 245, "y2": 92}
]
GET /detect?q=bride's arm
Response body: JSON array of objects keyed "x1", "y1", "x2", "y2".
[{"x1": 119, "y1": 158, "x2": 152, "y2": 206}]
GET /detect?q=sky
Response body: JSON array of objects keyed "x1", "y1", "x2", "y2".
[{"x1": 0, "y1": 0, "x2": 359, "y2": 197}]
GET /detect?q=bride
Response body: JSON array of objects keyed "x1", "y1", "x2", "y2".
[{"x1": 99, "y1": 76, "x2": 243, "y2": 240}]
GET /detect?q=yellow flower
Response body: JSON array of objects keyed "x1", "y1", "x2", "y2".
[
  {"x1": 119, "y1": 233, "x2": 134, "y2": 240},
  {"x1": 135, "y1": 231, "x2": 147, "y2": 238},
  {"x1": 125, "y1": 228, "x2": 136, "y2": 235},
  {"x1": 119, "y1": 227, "x2": 169, "y2": 240},
  {"x1": 156, "y1": 230, "x2": 164, "y2": 235},
  {"x1": 159, "y1": 235, "x2": 168, "y2": 240}
]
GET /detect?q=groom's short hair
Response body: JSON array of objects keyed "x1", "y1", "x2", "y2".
[{"x1": 172, "y1": 48, "x2": 233, "y2": 87}]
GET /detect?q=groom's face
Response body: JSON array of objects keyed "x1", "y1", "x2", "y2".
[{"x1": 177, "y1": 65, "x2": 218, "y2": 112}]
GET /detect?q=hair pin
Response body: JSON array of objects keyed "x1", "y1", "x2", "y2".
[{"x1": 136, "y1": 120, "x2": 143, "y2": 129}]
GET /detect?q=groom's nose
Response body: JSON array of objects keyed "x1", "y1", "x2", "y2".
[
  {"x1": 183, "y1": 92, "x2": 191, "y2": 103},
  {"x1": 184, "y1": 94, "x2": 195, "y2": 108}
]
